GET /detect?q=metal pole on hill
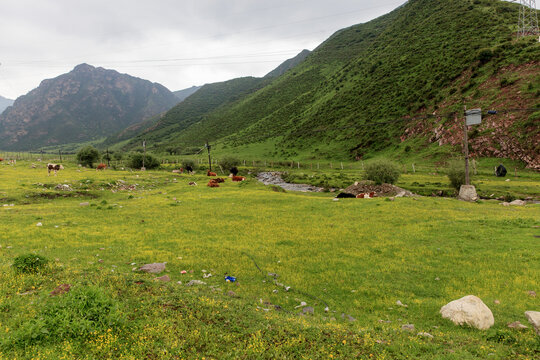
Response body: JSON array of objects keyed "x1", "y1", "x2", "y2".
[
  {"x1": 106, "y1": 148, "x2": 110, "y2": 167},
  {"x1": 59, "y1": 149, "x2": 62, "y2": 162},
  {"x1": 142, "y1": 139, "x2": 146, "y2": 170},
  {"x1": 206, "y1": 141, "x2": 212, "y2": 172},
  {"x1": 463, "y1": 105, "x2": 470, "y2": 186}
]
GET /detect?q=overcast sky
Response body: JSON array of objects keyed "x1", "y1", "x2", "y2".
[
  {"x1": 1, "y1": 1, "x2": 536, "y2": 100},
  {"x1": 0, "y1": 0, "x2": 412, "y2": 99}
]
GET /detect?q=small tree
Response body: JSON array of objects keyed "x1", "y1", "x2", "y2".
[
  {"x1": 219, "y1": 156, "x2": 240, "y2": 172},
  {"x1": 181, "y1": 159, "x2": 198, "y2": 171},
  {"x1": 129, "y1": 153, "x2": 160, "y2": 169},
  {"x1": 446, "y1": 160, "x2": 466, "y2": 190},
  {"x1": 76, "y1": 146, "x2": 100, "y2": 168},
  {"x1": 364, "y1": 159, "x2": 400, "y2": 185}
]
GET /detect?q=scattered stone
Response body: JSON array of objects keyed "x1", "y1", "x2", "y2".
[
  {"x1": 378, "y1": 319, "x2": 392, "y2": 324},
  {"x1": 396, "y1": 300, "x2": 408, "y2": 308},
  {"x1": 332, "y1": 198, "x2": 339, "y2": 202},
  {"x1": 324, "y1": 307, "x2": 329, "y2": 312},
  {"x1": 227, "y1": 291, "x2": 237, "y2": 297},
  {"x1": 458, "y1": 185, "x2": 478, "y2": 202},
  {"x1": 295, "y1": 301, "x2": 308, "y2": 309},
  {"x1": 500, "y1": 202, "x2": 510, "y2": 206},
  {"x1": 36, "y1": 222, "x2": 42, "y2": 227},
  {"x1": 155, "y1": 275, "x2": 170, "y2": 282},
  {"x1": 417, "y1": 332, "x2": 434, "y2": 339},
  {"x1": 509, "y1": 200, "x2": 526, "y2": 206},
  {"x1": 186, "y1": 280, "x2": 206, "y2": 286},
  {"x1": 440, "y1": 295, "x2": 494, "y2": 330},
  {"x1": 507, "y1": 321, "x2": 528, "y2": 330},
  {"x1": 203, "y1": 273, "x2": 213, "y2": 278},
  {"x1": 138, "y1": 262, "x2": 166, "y2": 274},
  {"x1": 402, "y1": 324, "x2": 415, "y2": 332},
  {"x1": 302, "y1": 306, "x2": 314, "y2": 315},
  {"x1": 524, "y1": 311, "x2": 540, "y2": 335},
  {"x1": 55, "y1": 184, "x2": 73, "y2": 191},
  {"x1": 273, "y1": 289, "x2": 279, "y2": 294},
  {"x1": 268, "y1": 272, "x2": 278, "y2": 278},
  {"x1": 529, "y1": 291, "x2": 537, "y2": 298},
  {"x1": 505, "y1": 179, "x2": 510, "y2": 182},
  {"x1": 494, "y1": 300, "x2": 500, "y2": 305},
  {"x1": 50, "y1": 284, "x2": 71, "y2": 296},
  {"x1": 341, "y1": 313, "x2": 356, "y2": 322},
  {"x1": 435, "y1": 277, "x2": 440, "y2": 281},
  {"x1": 79, "y1": 202, "x2": 90, "y2": 206},
  {"x1": 389, "y1": 197, "x2": 395, "y2": 201}
]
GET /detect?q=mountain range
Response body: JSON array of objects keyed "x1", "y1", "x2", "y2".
[
  {"x1": 0, "y1": 64, "x2": 178, "y2": 150},
  {"x1": 0, "y1": 0, "x2": 538, "y2": 169}
]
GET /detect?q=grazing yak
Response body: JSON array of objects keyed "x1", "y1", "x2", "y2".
[{"x1": 47, "y1": 163, "x2": 64, "y2": 176}]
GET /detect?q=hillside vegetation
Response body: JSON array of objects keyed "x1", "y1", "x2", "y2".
[{"x1": 124, "y1": 0, "x2": 539, "y2": 168}]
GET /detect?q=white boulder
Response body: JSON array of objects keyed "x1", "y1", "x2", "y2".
[
  {"x1": 525, "y1": 311, "x2": 540, "y2": 335},
  {"x1": 458, "y1": 185, "x2": 478, "y2": 202},
  {"x1": 440, "y1": 295, "x2": 494, "y2": 330}
]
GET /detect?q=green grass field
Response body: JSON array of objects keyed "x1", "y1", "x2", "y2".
[{"x1": 0, "y1": 161, "x2": 539, "y2": 359}]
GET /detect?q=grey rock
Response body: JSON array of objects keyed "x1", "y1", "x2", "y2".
[
  {"x1": 525, "y1": 311, "x2": 540, "y2": 335},
  {"x1": 302, "y1": 306, "x2": 314, "y2": 315},
  {"x1": 155, "y1": 275, "x2": 170, "y2": 282},
  {"x1": 417, "y1": 332, "x2": 433, "y2": 338},
  {"x1": 458, "y1": 185, "x2": 478, "y2": 202},
  {"x1": 138, "y1": 262, "x2": 166, "y2": 274},
  {"x1": 402, "y1": 324, "x2": 415, "y2": 332},
  {"x1": 507, "y1": 321, "x2": 528, "y2": 330},
  {"x1": 186, "y1": 280, "x2": 206, "y2": 286},
  {"x1": 440, "y1": 295, "x2": 494, "y2": 330},
  {"x1": 79, "y1": 202, "x2": 90, "y2": 206}
]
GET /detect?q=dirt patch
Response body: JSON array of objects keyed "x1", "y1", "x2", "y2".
[{"x1": 343, "y1": 181, "x2": 416, "y2": 197}]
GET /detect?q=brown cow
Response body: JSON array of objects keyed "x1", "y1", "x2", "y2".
[
  {"x1": 96, "y1": 163, "x2": 107, "y2": 170},
  {"x1": 207, "y1": 170, "x2": 217, "y2": 176},
  {"x1": 47, "y1": 163, "x2": 64, "y2": 176},
  {"x1": 207, "y1": 181, "x2": 219, "y2": 187},
  {"x1": 231, "y1": 175, "x2": 245, "y2": 182}
]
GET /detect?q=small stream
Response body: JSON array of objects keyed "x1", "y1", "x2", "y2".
[{"x1": 256, "y1": 172, "x2": 324, "y2": 192}]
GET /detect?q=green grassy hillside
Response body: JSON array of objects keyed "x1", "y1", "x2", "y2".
[{"x1": 129, "y1": 0, "x2": 539, "y2": 168}]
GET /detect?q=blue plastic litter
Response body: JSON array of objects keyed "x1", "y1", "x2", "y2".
[{"x1": 225, "y1": 276, "x2": 236, "y2": 283}]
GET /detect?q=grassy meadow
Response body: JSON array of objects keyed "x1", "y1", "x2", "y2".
[{"x1": 0, "y1": 161, "x2": 539, "y2": 359}]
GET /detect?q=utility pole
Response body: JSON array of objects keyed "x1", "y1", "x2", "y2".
[
  {"x1": 142, "y1": 139, "x2": 146, "y2": 170},
  {"x1": 205, "y1": 141, "x2": 212, "y2": 171},
  {"x1": 106, "y1": 148, "x2": 110, "y2": 167},
  {"x1": 463, "y1": 105, "x2": 470, "y2": 186},
  {"x1": 517, "y1": 0, "x2": 539, "y2": 40},
  {"x1": 59, "y1": 149, "x2": 63, "y2": 162}
]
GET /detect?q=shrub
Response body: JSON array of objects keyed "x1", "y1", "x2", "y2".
[
  {"x1": 6, "y1": 286, "x2": 124, "y2": 347},
  {"x1": 13, "y1": 254, "x2": 49, "y2": 274},
  {"x1": 219, "y1": 156, "x2": 240, "y2": 172},
  {"x1": 76, "y1": 146, "x2": 100, "y2": 168},
  {"x1": 364, "y1": 159, "x2": 400, "y2": 185},
  {"x1": 181, "y1": 159, "x2": 198, "y2": 171},
  {"x1": 129, "y1": 153, "x2": 160, "y2": 169},
  {"x1": 477, "y1": 48, "x2": 494, "y2": 64},
  {"x1": 446, "y1": 160, "x2": 466, "y2": 190}
]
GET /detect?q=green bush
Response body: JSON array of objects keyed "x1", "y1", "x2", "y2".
[
  {"x1": 5, "y1": 286, "x2": 124, "y2": 347},
  {"x1": 364, "y1": 159, "x2": 400, "y2": 185},
  {"x1": 446, "y1": 160, "x2": 466, "y2": 190},
  {"x1": 219, "y1": 156, "x2": 240, "y2": 172},
  {"x1": 181, "y1": 159, "x2": 198, "y2": 171},
  {"x1": 129, "y1": 153, "x2": 160, "y2": 169},
  {"x1": 13, "y1": 254, "x2": 49, "y2": 274},
  {"x1": 76, "y1": 146, "x2": 100, "y2": 168}
]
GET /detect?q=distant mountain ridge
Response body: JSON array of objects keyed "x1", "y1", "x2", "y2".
[
  {"x1": 104, "y1": 49, "x2": 311, "y2": 152},
  {"x1": 173, "y1": 86, "x2": 202, "y2": 102},
  {"x1": 0, "y1": 64, "x2": 178, "y2": 150},
  {"x1": 0, "y1": 95, "x2": 14, "y2": 114}
]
